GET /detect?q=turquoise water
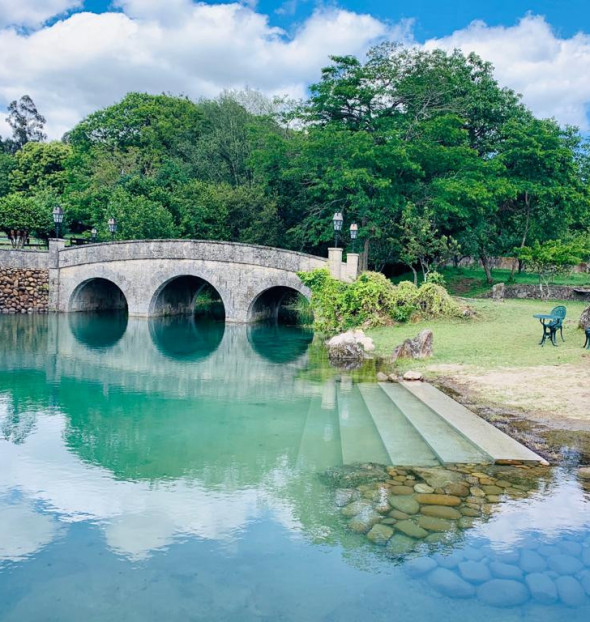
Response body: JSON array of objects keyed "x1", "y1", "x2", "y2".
[{"x1": 1, "y1": 315, "x2": 590, "y2": 621}]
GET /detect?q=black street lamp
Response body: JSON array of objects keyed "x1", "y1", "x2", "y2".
[
  {"x1": 332, "y1": 212, "x2": 343, "y2": 248},
  {"x1": 52, "y1": 205, "x2": 64, "y2": 238},
  {"x1": 91, "y1": 227, "x2": 98, "y2": 243},
  {"x1": 108, "y1": 217, "x2": 117, "y2": 241},
  {"x1": 350, "y1": 223, "x2": 358, "y2": 252}
]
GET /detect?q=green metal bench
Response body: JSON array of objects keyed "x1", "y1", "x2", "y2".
[{"x1": 584, "y1": 328, "x2": 590, "y2": 349}]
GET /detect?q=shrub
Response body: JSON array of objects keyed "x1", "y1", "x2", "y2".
[{"x1": 298, "y1": 269, "x2": 461, "y2": 334}]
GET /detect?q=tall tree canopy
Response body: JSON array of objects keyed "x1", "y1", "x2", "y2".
[
  {"x1": 6, "y1": 95, "x2": 47, "y2": 153},
  {"x1": 0, "y1": 45, "x2": 587, "y2": 278}
]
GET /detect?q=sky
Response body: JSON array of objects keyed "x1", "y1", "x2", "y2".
[{"x1": 0, "y1": 0, "x2": 589, "y2": 139}]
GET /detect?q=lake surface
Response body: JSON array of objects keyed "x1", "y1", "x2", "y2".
[{"x1": 1, "y1": 314, "x2": 590, "y2": 621}]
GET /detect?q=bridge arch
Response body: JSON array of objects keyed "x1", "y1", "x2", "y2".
[
  {"x1": 149, "y1": 274, "x2": 226, "y2": 318},
  {"x1": 248, "y1": 284, "x2": 311, "y2": 324},
  {"x1": 69, "y1": 277, "x2": 128, "y2": 313}
]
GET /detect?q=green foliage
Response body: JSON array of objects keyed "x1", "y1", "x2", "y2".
[
  {"x1": 10, "y1": 141, "x2": 72, "y2": 194},
  {"x1": 298, "y1": 268, "x2": 460, "y2": 334},
  {"x1": 0, "y1": 192, "x2": 53, "y2": 244},
  {"x1": 517, "y1": 238, "x2": 590, "y2": 295},
  {"x1": 425, "y1": 271, "x2": 446, "y2": 286},
  {"x1": 0, "y1": 152, "x2": 15, "y2": 198},
  {"x1": 105, "y1": 189, "x2": 178, "y2": 240}
]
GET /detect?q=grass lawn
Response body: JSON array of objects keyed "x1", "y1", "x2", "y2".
[
  {"x1": 367, "y1": 298, "x2": 590, "y2": 426},
  {"x1": 367, "y1": 298, "x2": 589, "y2": 368},
  {"x1": 392, "y1": 266, "x2": 590, "y2": 297}
]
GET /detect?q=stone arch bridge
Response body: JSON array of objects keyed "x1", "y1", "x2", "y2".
[{"x1": 40, "y1": 239, "x2": 359, "y2": 323}]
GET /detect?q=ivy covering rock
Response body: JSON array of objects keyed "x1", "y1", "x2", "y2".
[{"x1": 297, "y1": 268, "x2": 462, "y2": 334}]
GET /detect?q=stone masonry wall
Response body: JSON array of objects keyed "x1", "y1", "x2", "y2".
[
  {"x1": 488, "y1": 284, "x2": 590, "y2": 301},
  {"x1": 0, "y1": 268, "x2": 49, "y2": 314}
]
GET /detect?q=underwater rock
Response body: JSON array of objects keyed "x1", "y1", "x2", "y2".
[
  {"x1": 477, "y1": 579, "x2": 529, "y2": 607},
  {"x1": 428, "y1": 568, "x2": 475, "y2": 599},
  {"x1": 386, "y1": 534, "x2": 416, "y2": 556},
  {"x1": 555, "y1": 576, "x2": 586, "y2": 607},
  {"x1": 366, "y1": 523, "x2": 394, "y2": 545},
  {"x1": 395, "y1": 519, "x2": 429, "y2": 539},
  {"x1": 322, "y1": 463, "x2": 390, "y2": 487},
  {"x1": 388, "y1": 495, "x2": 419, "y2": 515},
  {"x1": 420, "y1": 505, "x2": 462, "y2": 520},
  {"x1": 414, "y1": 493, "x2": 461, "y2": 507},
  {"x1": 458, "y1": 561, "x2": 491, "y2": 585},
  {"x1": 525, "y1": 573, "x2": 558, "y2": 604}
]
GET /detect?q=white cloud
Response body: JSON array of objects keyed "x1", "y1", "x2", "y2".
[
  {"x1": 0, "y1": 3, "x2": 394, "y2": 139},
  {"x1": 1, "y1": 6, "x2": 588, "y2": 140},
  {"x1": 0, "y1": 0, "x2": 81, "y2": 29},
  {"x1": 424, "y1": 15, "x2": 590, "y2": 129}
]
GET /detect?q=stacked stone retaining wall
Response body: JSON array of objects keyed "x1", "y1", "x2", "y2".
[
  {"x1": 0, "y1": 249, "x2": 51, "y2": 314},
  {"x1": 0, "y1": 268, "x2": 49, "y2": 313},
  {"x1": 487, "y1": 284, "x2": 590, "y2": 301}
]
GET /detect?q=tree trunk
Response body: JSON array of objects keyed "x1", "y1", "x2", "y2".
[
  {"x1": 480, "y1": 254, "x2": 493, "y2": 284},
  {"x1": 410, "y1": 265, "x2": 418, "y2": 286},
  {"x1": 360, "y1": 238, "x2": 370, "y2": 272}
]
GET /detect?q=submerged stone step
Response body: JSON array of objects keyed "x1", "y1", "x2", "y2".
[
  {"x1": 337, "y1": 384, "x2": 390, "y2": 465},
  {"x1": 379, "y1": 383, "x2": 491, "y2": 465},
  {"x1": 399, "y1": 381, "x2": 545, "y2": 464},
  {"x1": 357, "y1": 383, "x2": 439, "y2": 467},
  {"x1": 296, "y1": 395, "x2": 342, "y2": 470}
]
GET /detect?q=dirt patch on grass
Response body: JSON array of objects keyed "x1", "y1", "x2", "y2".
[{"x1": 427, "y1": 361, "x2": 590, "y2": 464}]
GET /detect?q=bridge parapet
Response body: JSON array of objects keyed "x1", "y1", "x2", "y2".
[{"x1": 57, "y1": 240, "x2": 327, "y2": 274}]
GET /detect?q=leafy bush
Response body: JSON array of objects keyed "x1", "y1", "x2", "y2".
[{"x1": 298, "y1": 269, "x2": 461, "y2": 334}]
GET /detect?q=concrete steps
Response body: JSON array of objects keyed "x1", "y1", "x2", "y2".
[
  {"x1": 379, "y1": 383, "x2": 490, "y2": 465},
  {"x1": 336, "y1": 384, "x2": 390, "y2": 465},
  {"x1": 296, "y1": 396, "x2": 342, "y2": 471},
  {"x1": 400, "y1": 381, "x2": 544, "y2": 464},
  {"x1": 357, "y1": 384, "x2": 439, "y2": 467}
]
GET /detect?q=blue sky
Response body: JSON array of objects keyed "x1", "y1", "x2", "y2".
[
  {"x1": 81, "y1": 0, "x2": 590, "y2": 39},
  {"x1": 1, "y1": 0, "x2": 590, "y2": 138}
]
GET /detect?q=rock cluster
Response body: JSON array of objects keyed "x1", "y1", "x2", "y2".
[
  {"x1": 391, "y1": 329, "x2": 433, "y2": 362},
  {"x1": 0, "y1": 268, "x2": 49, "y2": 314},
  {"x1": 328, "y1": 462, "x2": 590, "y2": 607}
]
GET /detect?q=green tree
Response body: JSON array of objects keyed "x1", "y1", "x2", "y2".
[
  {"x1": 518, "y1": 238, "x2": 589, "y2": 297},
  {"x1": 6, "y1": 95, "x2": 46, "y2": 152},
  {"x1": 0, "y1": 192, "x2": 52, "y2": 247},
  {"x1": 0, "y1": 152, "x2": 15, "y2": 198},
  {"x1": 103, "y1": 189, "x2": 178, "y2": 240},
  {"x1": 10, "y1": 141, "x2": 72, "y2": 194}
]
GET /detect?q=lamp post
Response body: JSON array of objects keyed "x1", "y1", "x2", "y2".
[
  {"x1": 332, "y1": 211, "x2": 343, "y2": 248},
  {"x1": 52, "y1": 205, "x2": 64, "y2": 239},
  {"x1": 350, "y1": 223, "x2": 358, "y2": 252},
  {"x1": 108, "y1": 217, "x2": 117, "y2": 241},
  {"x1": 91, "y1": 227, "x2": 98, "y2": 243}
]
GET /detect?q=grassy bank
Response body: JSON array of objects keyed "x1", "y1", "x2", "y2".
[
  {"x1": 392, "y1": 267, "x2": 590, "y2": 297},
  {"x1": 367, "y1": 298, "x2": 589, "y2": 369}
]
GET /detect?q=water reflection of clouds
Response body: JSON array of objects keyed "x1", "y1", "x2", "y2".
[
  {"x1": 478, "y1": 471, "x2": 590, "y2": 548},
  {"x1": 0, "y1": 414, "x2": 301, "y2": 562},
  {"x1": 0, "y1": 499, "x2": 62, "y2": 564}
]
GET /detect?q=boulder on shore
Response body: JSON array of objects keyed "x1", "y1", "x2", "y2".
[
  {"x1": 326, "y1": 329, "x2": 375, "y2": 365},
  {"x1": 579, "y1": 306, "x2": 590, "y2": 329},
  {"x1": 392, "y1": 329, "x2": 433, "y2": 362}
]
